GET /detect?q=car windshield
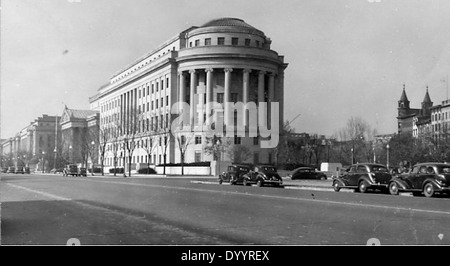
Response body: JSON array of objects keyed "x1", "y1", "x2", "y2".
[
  {"x1": 436, "y1": 166, "x2": 450, "y2": 174},
  {"x1": 370, "y1": 166, "x2": 388, "y2": 173}
]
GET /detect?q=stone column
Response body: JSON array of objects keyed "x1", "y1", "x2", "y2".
[
  {"x1": 268, "y1": 73, "x2": 276, "y2": 127},
  {"x1": 278, "y1": 69, "x2": 285, "y2": 129},
  {"x1": 224, "y1": 68, "x2": 233, "y2": 126},
  {"x1": 189, "y1": 69, "x2": 197, "y2": 126},
  {"x1": 243, "y1": 69, "x2": 251, "y2": 127},
  {"x1": 258, "y1": 71, "x2": 266, "y2": 127},
  {"x1": 179, "y1": 71, "x2": 186, "y2": 113},
  {"x1": 205, "y1": 68, "x2": 214, "y2": 124}
]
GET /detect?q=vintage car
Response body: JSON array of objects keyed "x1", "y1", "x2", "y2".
[
  {"x1": 6, "y1": 166, "x2": 15, "y2": 174},
  {"x1": 63, "y1": 164, "x2": 80, "y2": 177},
  {"x1": 218, "y1": 164, "x2": 251, "y2": 185},
  {"x1": 78, "y1": 167, "x2": 87, "y2": 177},
  {"x1": 332, "y1": 163, "x2": 392, "y2": 193},
  {"x1": 388, "y1": 163, "x2": 450, "y2": 198},
  {"x1": 15, "y1": 167, "x2": 25, "y2": 174},
  {"x1": 242, "y1": 165, "x2": 283, "y2": 187},
  {"x1": 289, "y1": 167, "x2": 327, "y2": 180}
]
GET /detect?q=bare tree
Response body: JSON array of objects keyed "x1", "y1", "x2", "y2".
[
  {"x1": 98, "y1": 126, "x2": 111, "y2": 176},
  {"x1": 175, "y1": 129, "x2": 194, "y2": 175},
  {"x1": 159, "y1": 113, "x2": 172, "y2": 175},
  {"x1": 142, "y1": 134, "x2": 157, "y2": 172}
]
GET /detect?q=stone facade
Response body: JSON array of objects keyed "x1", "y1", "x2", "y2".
[{"x1": 89, "y1": 18, "x2": 287, "y2": 171}]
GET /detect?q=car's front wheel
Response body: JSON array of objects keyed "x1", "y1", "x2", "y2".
[
  {"x1": 333, "y1": 181, "x2": 341, "y2": 192},
  {"x1": 358, "y1": 180, "x2": 369, "y2": 193},
  {"x1": 423, "y1": 183, "x2": 435, "y2": 198},
  {"x1": 256, "y1": 179, "x2": 263, "y2": 187},
  {"x1": 389, "y1": 182, "x2": 399, "y2": 195}
]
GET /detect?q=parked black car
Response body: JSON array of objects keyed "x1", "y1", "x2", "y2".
[
  {"x1": 388, "y1": 163, "x2": 450, "y2": 198},
  {"x1": 332, "y1": 163, "x2": 392, "y2": 193},
  {"x1": 15, "y1": 167, "x2": 25, "y2": 174},
  {"x1": 6, "y1": 166, "x2": 15, "y2": 174},
  {"x1": 242, "y1": 165, "x2": 283, "y2": 187},
  {"x1": 63, "y1": 164, "x2": 79, "y2": 177},
  {"x1": 2, "y1": 167, "x2": 8, "y2": 173},
  {"x1": 78, "y1": 167, "x2": 87, "y2": 177},
  {"x1": 219, "y1": 164, "x2": 251, "y2": 185},
  {"x1": 289, "y1": 167, "x2": 327, "y2": 180}
]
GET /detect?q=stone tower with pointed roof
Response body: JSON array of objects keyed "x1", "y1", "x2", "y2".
[{"x1": 397, "y1": 85, "x2": 433, "y2": 135}]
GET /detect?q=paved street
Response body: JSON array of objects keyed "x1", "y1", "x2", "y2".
[{"x1": 2, "y1": 173, "x2": 450, "y2": 245}]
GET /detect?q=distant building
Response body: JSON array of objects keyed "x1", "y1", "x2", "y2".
[
  {"x1": 0, "y1": 114, "x2": 61, "y2": 171},
  {"x1": 397, "y1": 84, "x2": 433, "y2": 136},
  {"x1": 89, "y1": 17, "x2": 287, "y2": 172},
  {"x1": 60, "y1": 106, "x2": 99, "y2": 166}
]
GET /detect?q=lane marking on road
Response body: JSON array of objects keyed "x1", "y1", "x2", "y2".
[
  {"x1": 81, "y1": 179, "x2": 450, "y2": 216},
  {"x1": 6, "y1": 183, "x2": 72, "y2": 201}
]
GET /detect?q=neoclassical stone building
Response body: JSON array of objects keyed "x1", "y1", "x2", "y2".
[{"x1": 90, "y1": 18, "x2": 287, "y2": 171}]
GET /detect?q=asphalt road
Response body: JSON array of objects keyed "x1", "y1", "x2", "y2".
[{"x1": 2, "y1": 173, "x2": 450, "y2": 245}]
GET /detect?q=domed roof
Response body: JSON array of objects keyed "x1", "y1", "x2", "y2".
[{"x1": 200, "y1": 18, "x2": 264, "y2": 35}]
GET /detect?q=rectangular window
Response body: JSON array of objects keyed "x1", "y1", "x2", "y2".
[
  {"x1": 217, "y1": 37, "x2": 225, "y2": 45},
  {"x1": 166, "y1": 96, "x2": 169, "y2": 106},
  {"x1": 217, "y1": 93, "x2": 224, "y2": 104},
  {"x1": 205, "y1": 38, "x2": 211, "y2": 46},
  {"x1": 189, "y1": 42, "x2": 193, "y2": 47},
  {"x1": 255, "y1": 40, "x2": 260, "y2": 47},
  {"x1": 146, "y1": 86, "x2": 149, "y2": 95},
  {"x1": 156, "y1": 82, "x2": 159, "y2": 92},
  {"x1": 195, "y1": 151, "x2": 201, "y2": 162},
  {"x1": 195, "y1": 40, "x2": 200, "y2": 47},
  {"x1": 253, "y1": 137, "x2": 259, "y2": 145},
  {"x1": 152, "y1": 84, "x2": 154, "y2": 93},
  {"x1": 156, "y1": 99, "x2": 158, "y2": 109},
  {"x1": 245, "y1": 38, "x2": 251, "y2": 46},
  {"x1": 195, "y1": 136, "x2": 202, "y2": 145},
  {"x1": 161, "y1": 97, "x2": 164, "y2": 107},
  {"x1": 231, "y1": 37, "x2": 239, "y2": 46},
  {"x1": 161, "y1": 80, "x2": 164, "y2": 90},
  {"x1": 139, "y1": 90, "x2": 141, "y2": 98},
  {"x1": 234, "y1": 136, "x2": 241, "y2": 145},
  {"x1": 166, "y1": 77, "x2": 169, "y2": 88}
]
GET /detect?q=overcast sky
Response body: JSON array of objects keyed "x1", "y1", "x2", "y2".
[{"x1": 2, "y1": 0, "x2": 450, "y2": 139}]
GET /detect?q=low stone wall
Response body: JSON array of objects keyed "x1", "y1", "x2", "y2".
[{"x1": 154, "y1": 166, "x2": 211, "y2": 175}]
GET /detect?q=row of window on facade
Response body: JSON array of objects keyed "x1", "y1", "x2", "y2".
[
  {"x1": 431, "y1": 111, "x2": 450, "y2": 122},
  {"x1": 103, "y1": 135, "x2": 262, "y2": 154},
  {"x1": 101, "y1": 76, "x2": 170, "y2": 113},
  {"x1": 188, "y1": 37, "x2": 263, "y2": 48}
]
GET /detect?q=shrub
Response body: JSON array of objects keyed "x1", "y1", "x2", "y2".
[
  {"x1": 137, "y1": 168, "x2": 157, "y2": 174},
  {"x1": 109, "y1": 168, "x2": 124, "y2": 174},
  {"x1": 157, "y1": 162, "x2": 211, "y2": 167}
]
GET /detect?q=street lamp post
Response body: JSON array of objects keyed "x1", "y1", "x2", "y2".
[
  {"x1": 42, "y1": 151, "x2": 46, "y2": 173},
  {"x1": 53, "y1": 148, "x2": 57, "y2": 170},
  {"x1": 386, "y1": 144, "x2": 390, "y2": 170},
  {"x1": 351, "y1": 148, "x2": 354, "y2": 165},
  {"x1": 373, "y1": 143, "x2": 376, "y2": 163},
  {"x1": 69, "y1": 145, "x2": 72, "y2": 164},
  {"x1": 91, "y1": 141, "x2": 95, "y2": 176}
]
